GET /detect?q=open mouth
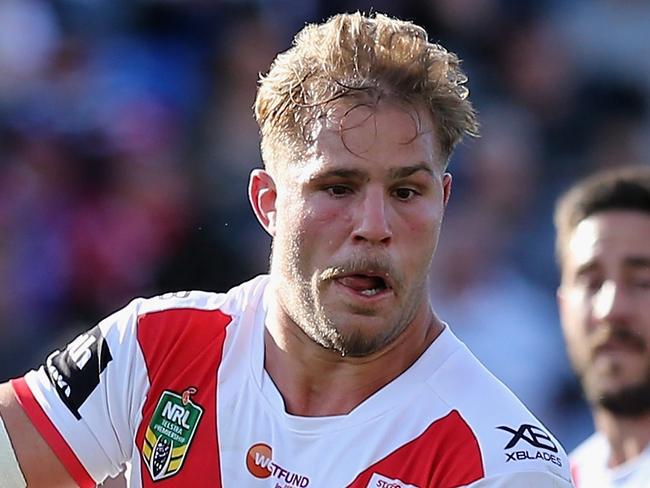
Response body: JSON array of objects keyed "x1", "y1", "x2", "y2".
[{"x1": 335, "y1": 273, "x2": 391, "y2": 297}]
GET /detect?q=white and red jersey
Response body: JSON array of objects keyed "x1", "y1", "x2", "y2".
[
  {"x1": 570, "y1": 433, "x2": 650, "y2": 488},
  {"x1": 13, "y1": 275, "x2": 572, "y2": 487}
]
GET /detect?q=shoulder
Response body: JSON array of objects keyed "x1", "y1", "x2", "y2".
[
  {"x1": 570, "y1": 431, "x2": 605, "y2": 464},
  {"x1": 424, "y1": 328, "x2": 572, "y2": 484},
  {"x1": 100, "y1": 274, "x2": 269, "y2": 340},
  {"x1": 569, "y1": 432, "x2": 607, "y2": 487},
  {"x1": 102, "y1": 275, "x2": 269, "y2": 368},
  {"x1": 131, "y1": 274, "x2": 269, "y2": 319}
]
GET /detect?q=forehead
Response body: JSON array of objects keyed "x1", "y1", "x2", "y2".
[
  {"x1": 296, "y1": 98, "x2": 441, "y2": 174},
  {"x1": 565, "y1": 211, "x2": 650, "y2": 271}
]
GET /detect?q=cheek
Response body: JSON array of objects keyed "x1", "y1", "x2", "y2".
[
  {"x1": 277, "y1": 197, "x2": 348, "y2": 262},
  {"x1": 639, "y1": 296, "x2": 650, "y2": 327},
  {"x1": 640, "y1": 318, "x2": 650, "y2": 347},
  {"x1": 560, "y1": 299, "x2": 592, "y2": 360},
  {"x1": 273, "y1": 197, "x2": 308, "y2": 256},
  {"x1": 558, "y1": 320, "x2": 589, "y2": 373},
  {"x1": 313, "y1": 208, "x2": 345, "y2": 227},
  {"x1": 398, "y1": 205, "x2": 443, "y2": 245},
  {"x1": 302, "y1": 196, "x2": 354, "y2": 243},
  {"x1": 563, "y1": 293, "x2": 591, "y2": 330},
  {"x1": 310, "y1": 195, "x2": 352, "y2": 224},
  {"x1": 564, "y1": 325, "x2": 587, "y2": 355}
]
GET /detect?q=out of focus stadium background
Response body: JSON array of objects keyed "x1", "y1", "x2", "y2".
[{"x1": 1, "y1": 0, "x2": 648, "y2": 471}]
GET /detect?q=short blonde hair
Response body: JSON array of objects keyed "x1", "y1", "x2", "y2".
[{"x1": 255, "y1": 12, "x2": 478, "y2": 169}]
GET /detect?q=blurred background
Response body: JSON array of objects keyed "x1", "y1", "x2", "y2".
[{"x1": 0, "y1": 0, "x2": 649, "y2": 480}]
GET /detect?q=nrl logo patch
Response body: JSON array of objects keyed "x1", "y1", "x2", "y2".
[{"x1": 142, "y1": 388, "x2": 203, "y2": 481}]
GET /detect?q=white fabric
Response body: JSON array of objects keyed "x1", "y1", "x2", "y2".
[
  {"x1": 22, "y1": 275, "x2": 573, "y2": 487},
  {"x1": 0, "y1": 414, "x2": 27, "y2": 488},
  {"x1": 571, "y1": 432, "x2": 650, "y2": 488},
  {"x1": 465, "y1": 471, "x2": 572, "y2": 487}
]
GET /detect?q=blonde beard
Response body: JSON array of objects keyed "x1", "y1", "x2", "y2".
[{"x1": 270, "y1": 242, "x2": 427, "y2": 357}]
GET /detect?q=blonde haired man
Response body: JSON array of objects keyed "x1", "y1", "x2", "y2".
[
  {"x1": 557, "y1": 166, "x2": 650, "y2": 487},
  {"x1": 0, "y1": 13, "x2": 571, "y2": 487}
]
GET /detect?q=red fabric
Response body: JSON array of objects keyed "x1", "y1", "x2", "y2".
[
  {"x1": 347, "y1": 410, "x2": 484, "y2": 488},
  {"x1": 11, "y1": 377, "x2": 96, "y2": 488},
  {"x1": 134, "y1": 308, "x2": 232, "y2": 487}
]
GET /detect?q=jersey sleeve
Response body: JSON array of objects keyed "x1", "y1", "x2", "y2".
[
  {"x1": 11, "y1": 299, "x2": 148, "y2": 487},
  {"x1": 463, "y1": 471, "x2": 574, "y2": 487}
]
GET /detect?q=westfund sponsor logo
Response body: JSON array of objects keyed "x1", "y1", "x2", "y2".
[
  {"x1": 497, "y1": 424, "x2": 563, "y2": 467},
  {"x1": 45, "y1": 325, "x2": 112, "y2": 419},
  {"x1": 246, "y1": 443, "x2": 310, "y2": 487}
]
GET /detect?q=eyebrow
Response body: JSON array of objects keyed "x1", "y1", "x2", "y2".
[
  {"x1": 389, "y1": 163, "x2": 434, "y2": 180},
  {"x1": 573, "y1": 256, "x2": 650, "y2": 277},
  {"x1": 574, "y1": 261, "x2": 599, "y2": 278},
  {"x1": 308, "y1": 168, "x2": 368, "y2": 182},
  {"x1": 623, "y1": 256, "x2": 650, "y2": 269},
  {"x1": 308, "y1": 163, "x2": 434, "y2": 183}
]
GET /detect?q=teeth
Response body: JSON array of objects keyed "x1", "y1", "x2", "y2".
[{"x1": 360, "y1": 288, "x2": 381, "y2": 296}]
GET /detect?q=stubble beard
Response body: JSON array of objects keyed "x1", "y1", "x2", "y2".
[
  {"x1": 579, "y1": 341, "x2": 650, "y2": 417},
  {"x1": 273, "y1": 241, "x2": 426, "y2": 358}
]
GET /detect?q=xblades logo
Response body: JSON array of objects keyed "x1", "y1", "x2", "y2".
[
  {"x1": 497, "y1": 424, "x2": 563, "y2": 468},
  {"x1": 497, "y1": 424, "x2": 558, "y2": 452}
]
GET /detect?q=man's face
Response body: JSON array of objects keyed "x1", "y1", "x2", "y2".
[
  {"x1": 268, "y1": 99, "x2": 450, "y2": 357},
  {"x1": 558, "y1": 211, "x2": 650, "y2": 416}
]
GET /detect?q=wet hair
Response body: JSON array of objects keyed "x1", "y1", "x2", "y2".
[
  {"x1": 554, "y1": 166, "x2": 650, "y2": 264},
  {"x1": 254, "y1": 12, "x2": 478, "y2": 170}
]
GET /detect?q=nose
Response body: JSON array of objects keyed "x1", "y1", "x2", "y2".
[
  {"x1": 352, "y1": 188, "x2": 392, "y2": 244},
  {"x1": 593, "y1": 280, "x2": 631, "y2": 325}
]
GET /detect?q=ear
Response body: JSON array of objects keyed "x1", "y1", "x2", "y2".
[
  {"x1": 249, "y1": 169, "x2": 278, "y2": 236},
  {"x1": 442, "y1": 172, "x2": 452, "y2": 207}
]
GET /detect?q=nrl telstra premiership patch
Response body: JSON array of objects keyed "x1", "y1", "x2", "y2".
[{"x1": 142, "y1": 388, "x2": 203, "y2": 481}]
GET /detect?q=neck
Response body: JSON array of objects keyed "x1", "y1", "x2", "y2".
[
  {"x1": 263, "y1": 288, "x2": 443, "y2": 417},
  {"x1": 594, "y1": 408, "x2": 650, "y2": 467}
]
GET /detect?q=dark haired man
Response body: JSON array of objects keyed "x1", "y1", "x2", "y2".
[{"x1": 556, "y1": 166, "x2": 650, "y2": 487}]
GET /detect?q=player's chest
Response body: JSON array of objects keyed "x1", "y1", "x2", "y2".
[{"x1": 214, "y1": 381, "x2": 482, "y2": 488}]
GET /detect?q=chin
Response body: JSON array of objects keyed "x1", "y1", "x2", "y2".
[
  {"x1": 585, "y1": 372, "x2": 650, "y2": 417},
  {"x1": 334, "y1": 330, "x2": 395, "y2": 358},
  {"x1": 324, "y1": 301, "x2": 392, "y2": 325},
  {"x1": 324, "y1": 316, "x2": 404, "y2": 357}
]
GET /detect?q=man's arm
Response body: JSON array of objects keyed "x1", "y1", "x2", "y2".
[{"x1": 0, "y1": 382, "x2": 76, "y2": 487}]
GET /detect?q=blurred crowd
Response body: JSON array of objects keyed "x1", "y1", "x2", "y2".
[{"x1": 0, "y1": 0, "x2": 648, "y2": 454}]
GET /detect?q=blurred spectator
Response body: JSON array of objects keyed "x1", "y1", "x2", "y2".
[
  {"x1": 556, "y1": 0, "x2": 650, "y2": 90},
  {"x1": 0, "y1": 0, "x2": 60, "y2": 102}
]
